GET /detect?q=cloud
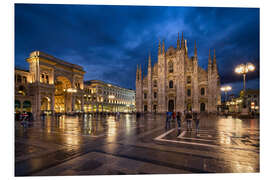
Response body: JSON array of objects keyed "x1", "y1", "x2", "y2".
[{"x1": 15, "y1": 4, "x2": 259, "y2": 94}]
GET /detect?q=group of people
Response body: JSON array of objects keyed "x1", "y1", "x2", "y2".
[
  {"x1": 166, "y1": 110, "x2": 200, "y2": 136},
  {"x1": 15, "y1": 111, "x2": 34, "y2": 128}
]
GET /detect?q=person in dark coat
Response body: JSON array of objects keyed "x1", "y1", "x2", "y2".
[{"x1": 176, "y1": 112, "x2": 182, "y2": 136}]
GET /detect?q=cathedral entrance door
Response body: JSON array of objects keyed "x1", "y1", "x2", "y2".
[
  {"x1": 187, "y1": 103, "x2": 192, "y2": 111},
  {"x1": 168, "y1": 100, "x2": 174, "y2": 112},
  {"x1": 200, "y1": 103, "x2": 206, "y2": 112}
]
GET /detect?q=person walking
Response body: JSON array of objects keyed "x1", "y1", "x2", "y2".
[
  {"x1": 176, "y1": 112, "x2": 182, "y2": 136},
  {"x1": 193, "y1": 112, "x2": 200, "y2": 134},
  {"x1": 172, "y1": 111, "x2": 176, "y2": 121},
  {"x1": 185, "y1": 110, "x2": 192, "y2": 131},
  {"x1": 165, "y1": 111, "x2": 170, "y2": 130}
]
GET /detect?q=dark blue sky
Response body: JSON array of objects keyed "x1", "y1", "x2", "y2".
[{"x1": 15, "y1": 4, "x2": 259, "y2": 95}]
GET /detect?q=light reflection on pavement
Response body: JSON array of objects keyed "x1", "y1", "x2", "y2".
[{"x1": 15, "y1": 113, "x2": 259, "y2": 176}]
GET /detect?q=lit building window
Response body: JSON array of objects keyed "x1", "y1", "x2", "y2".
[
  {"x1": 187, "y1": 76, "x2": 191, "y2": 84},
  {"x1": 23, "y1": 76, "x2": 27, "y2": 84},
  {"x1": 45, "y1": 75, "x2": 49, "y2": 83}
]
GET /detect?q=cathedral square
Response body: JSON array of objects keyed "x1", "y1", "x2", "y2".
[{"x1": 13, "y1": 4, "x2": 260, "y2": 177}]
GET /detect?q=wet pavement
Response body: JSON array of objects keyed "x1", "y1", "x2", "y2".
[{"x1": 15, "y1": 113, "x2": 259, "y2": 176}]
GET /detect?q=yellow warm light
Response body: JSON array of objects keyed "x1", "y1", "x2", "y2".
[
  {"x1": 66, "y1": 88, "x2": 77, "y2": 93},
  {"x1": 221, "y1": 85, "x2": 232, "y2": 92},
  {"x1": 235, "y1": 63, "x2": 255, "y2": 74},
  {"x1": 108, "y1": 95, "x2": 115, "y2": 99},
  {"x1": 247, "y1": 63, "x2": 255, "y2": 71}
]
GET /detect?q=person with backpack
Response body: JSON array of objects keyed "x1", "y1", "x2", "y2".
[
  {"x1": 193, "y1": 112, "x2": 200, "y2": 134},
  {"x1": 165, "y1": 111, "x2": 170, "y2": 130},
  {"x1": 176, "y1": 112, "x2": 182, "y2": 136},
  {"x1": 185, "y1": 110, "x2": 193, "y2": 131}
]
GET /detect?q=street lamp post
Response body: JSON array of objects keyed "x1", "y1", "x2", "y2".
[
  {"x1": 235, "y1": 63, "x2": 255, "y2": 114},
  {"x1": 221, "y1": 86, "x2": 232, "y2": 113},
  {"x1": 235, "y1": 63, "x2": 255, "y2": 92},
  {"x1": 220, "y1": 85, "x2": 232, "y2": 102}
]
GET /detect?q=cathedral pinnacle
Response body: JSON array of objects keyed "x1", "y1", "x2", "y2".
[
  {"x1": 158, "y1": 39, "x2": 161, "y2": 54},
  {"x1": 177, "y1": 32, "x2": 180, "y2": 49},
  {"x1": 213, "y1": 48, "x2": 218, "y2": 72},
  {"x1": 181, "y1": 32, "x2": 185, "y2": 49},
  {"x1": 148, "y1": 52, "x2": 151, "y2": 68},
  {"x1": 194, "y1": 40, "x2": 197, "y2": 57},
  {"x1": 208, "y1": 48, "x2": 212, "y2": 65},
  {"x1": 162, "y1": 40, "x2": 165, "y2": 54}
]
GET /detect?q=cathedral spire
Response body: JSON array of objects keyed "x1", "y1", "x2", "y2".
[
  {"x1": 158, "y1": 39, "x2": 161, "y2": 54},
  {"x1": 213, "y1": 48, "x2": 216, "y2": 64},
  {"x1": 213, "y1": 48, "x2": 218, "y2": 72},
  {"x1": 162, "y1": 40, "x2": 165, "y2": 54},
  {"x1": 181, "y1": 32, "x2": 185, "y2": 49},
  {"x1": 194, "y1": 40, "x2": 197, "y2": 57},
  {"x1": 177, "y1": 32, "x2": 180, "y2": 49},
  {"x1": 148, "y1": 52, "x2": 151, "y2": 68},
  {"x1": 139, "y1": 64, "x2": 142, "y2": 80},
  {"x1": 208, "y1": 48, "x2": 212, "y2": 65}
]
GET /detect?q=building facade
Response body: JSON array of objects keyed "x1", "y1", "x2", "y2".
[
  {"x1": 15, "y1": 51, "x2": 135, "y2": 117},
  {"x1": 83, "y1": 80, "x2": 135, "y2": 113},
  {"x1": 227, "y1": 89, "x2": 259, "y2": 114},
  {"x1": 136, "y1": 33, "x2": 221, "y2": 113}
]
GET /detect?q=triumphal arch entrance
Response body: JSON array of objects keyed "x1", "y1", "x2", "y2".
[{"x1": 26, "y1": 51, "x2": 85, "y2": 117}]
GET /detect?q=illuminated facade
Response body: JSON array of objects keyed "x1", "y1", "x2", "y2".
[
  {"x1": 136, "y1": 33, "x2": 221, "y2": 113},
  {"x1": 15, "y1": 51, "x2": 135, "y2": 117},
  {"x1": 83, "y1": 80, "x2": 135, "y2": 113}
]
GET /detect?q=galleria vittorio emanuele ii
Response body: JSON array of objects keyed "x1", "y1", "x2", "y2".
[{"x1": 15, "y1": 51, "x2": 135, "y2": 117}]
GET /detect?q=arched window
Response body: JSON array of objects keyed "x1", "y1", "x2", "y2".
[
  {"x1": 169, "y1": 80, "x2": 173, "y2": 88},
  {"x1": 41, "y1": 74, "x2": 45, "y2": 83},
  {"x1": 201, "y1": 88, "x2": 205, "y2": 96},
  {"x1": 23, "y1": 76, "x2": 27, "y2": 84},
  {"x1": 187, "y1": 89, "x2": 191, "y2": 96},
  {"x1": 45, "y1": 75, "x2": 49, "y2": 84},
  {"x1": 154, "y1": 92, "x2": 157, "y2": 99},
  {"x1": 187, "y1": 76, "x2": 191, "y2": 84},
  {"x1": 144, "y1": 105, "x2": 148, "y2": 112},
  {"x1": 153, "y1": 80, "x2": 157, "y2": 87},
  {"x1": 17, "y1": 75, "x2": 22, "y2": 83},
  {"x1": 168, "y1": 61, "x2": 173, "y2": 73}
]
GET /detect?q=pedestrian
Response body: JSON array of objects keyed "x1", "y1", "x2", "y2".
[
  {"x1": 193, "y1": 112, "x2": 200, "y2": 134},
  {"x1": 21, "y1": 111, "x2": 29, "y2": 128},
  {"x1": 165, "y1": 111, "x2": 170, "y2": 130},
  {"x1": 172, "y1": 111, "x2": 176, "y2": 121},
  {"x1": 176, "y1": 112, "x2": 182, "y2": 136},
  {"x1": 185, "y1": 110, "x2": 192, "y2": 131}
]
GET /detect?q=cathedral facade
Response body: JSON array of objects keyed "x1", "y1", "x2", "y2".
[{"x1": 136, "y1": 33, "x2": 221, "y2": 113}]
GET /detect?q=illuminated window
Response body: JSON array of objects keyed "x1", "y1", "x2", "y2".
[
  {"x1": 187, "y1": 76, "x2": 191, "y2": 84},
  {"x1": 23, "y1": 76, "x2": 27, "y2": 84},
  {"x1": 45, "y1": 75, "x2": 49, "y2": 84}
]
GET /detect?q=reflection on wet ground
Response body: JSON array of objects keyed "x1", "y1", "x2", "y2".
[{"x1": 15, "y1": 113, "x2": 259, "y2": 176}]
